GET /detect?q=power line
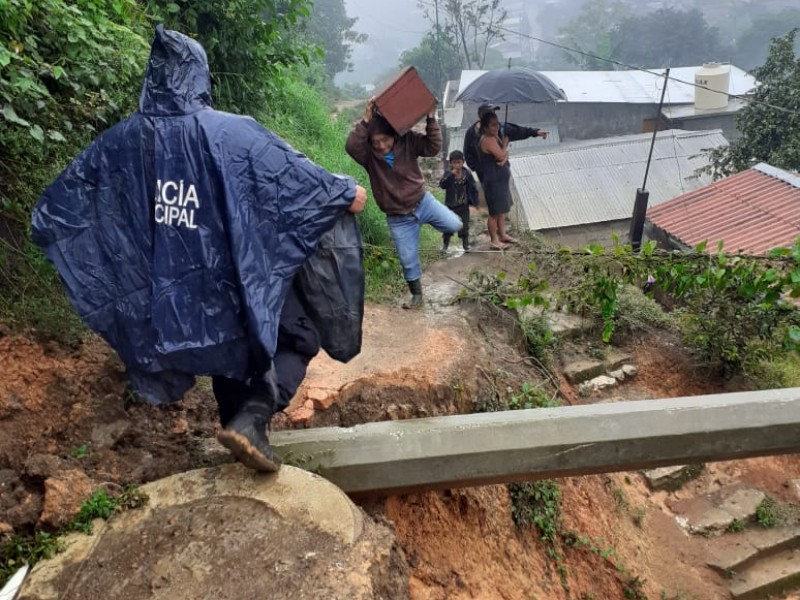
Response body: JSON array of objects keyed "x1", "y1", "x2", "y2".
[{"x1": 493, "y1": 25, "x2": 800, "y2": 118}]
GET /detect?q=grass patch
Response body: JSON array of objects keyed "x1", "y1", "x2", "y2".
[
  {"x1": 755, "y1": 496, "x2": 786, "y2": 528},
  {"x1": 746, "y1": 352, "x2": 800, "y2": 389}
]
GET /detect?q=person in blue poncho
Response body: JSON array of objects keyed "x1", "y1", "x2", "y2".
[{"x1": 31, "y1": 26, "x2": 367, "y2": 472}]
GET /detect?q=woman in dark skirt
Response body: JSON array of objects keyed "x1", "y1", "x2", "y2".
[{"x1": 478, "y1": 111, "x2": 516, "y2": 249}]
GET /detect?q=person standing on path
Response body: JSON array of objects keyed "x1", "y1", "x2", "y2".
[
  {"x1": 478, "y1": 111, "x2": 517, "y2": 249},
  {"x1": 32, "y1": 26, "x2": 367, "y2": 473},
  {"x1": 346, "y1": 99, "x2": 462, "y2": 309},
  {"x1": 439, "y1": 150, "x2": 478, "y2": 252}
]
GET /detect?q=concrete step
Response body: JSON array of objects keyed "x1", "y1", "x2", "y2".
[
  {"x1": 729, "y1": 546, "x2": 800, "y2": 599},
  {"x1": 562, "y1": 350, "x2": 633, "y2": 383},
  {"x1": 708, "y1": 525, "x2": 800, "y2": 575}
]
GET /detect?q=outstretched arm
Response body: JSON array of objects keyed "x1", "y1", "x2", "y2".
[{"x1": 505, "y1": 122, "x2": 548, "y2": 142}]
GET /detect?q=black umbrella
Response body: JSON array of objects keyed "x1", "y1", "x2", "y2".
[{"x1": 456, "y1": 67, "x2": 566, "y2": 126}]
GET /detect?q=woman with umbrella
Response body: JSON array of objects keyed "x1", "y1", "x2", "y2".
[{"x1": 477, "y1": 111, "x2": 516, "y2": 249}]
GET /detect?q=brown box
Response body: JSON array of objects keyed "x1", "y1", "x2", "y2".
[{"x1": 373, "y1": 66, "x2": 437, "y2": 136}]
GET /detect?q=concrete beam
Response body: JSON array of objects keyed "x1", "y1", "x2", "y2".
[{"x1": 272, "y1": 388, "x2": 800, "y2": 496}]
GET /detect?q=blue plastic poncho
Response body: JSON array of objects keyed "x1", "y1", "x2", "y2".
[{"x1": 31, "y1": 26, "x2": 360, "y2": 405}]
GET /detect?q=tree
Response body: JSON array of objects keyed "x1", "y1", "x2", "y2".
[
  {"x1": 302, "y1": 0, "x2": 367, "y2": 79},
  {"x1": 417, "y1": 0, "x2": 507, "y2": 70},
  {"x1": 144, "y1": 0, "x2": 313, "y2": 114},
  {"x1": 734, "y1": 9, "x2": 800, "y2": 71},
  {"x1": 706, "y1": 29, "x2": 800, "y2": 179},
  {"x1": 558, "y1": 0, "x2": 630, "y2": 70},
  {"x1": 609, "y1": 8, "x2": 729, "y2": 68},
  {"x1": 399, "y1": 31, "x2": 462, "y2": 97}
]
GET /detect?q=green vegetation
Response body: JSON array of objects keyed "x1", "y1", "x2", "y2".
[
  {"x1": 70, "y1": 444, "x2": 90, "y2": 460},
  {"x1": 507, "y1": 381, "x2": 557, "y2": 410},
  {"x1": 0, "y1": 531, "x2": 63, "y2": 588},
  {"x1": 0, "y1": 0, "x2": 151, "y2": 342},
  {"x1": 478, "y1": 236, "x2": 800, "y2": 378},
  {"x1": 0, "y1": 0, "x2": 441, "y2": 338},
  {"x1": 0, "y1": 485, "x2": 148, "y2": 587},
  {"x1": 726, "y1": 518, "x2": 747, "y2": 533},
  {"x1": 755, "y1": 496, "x2": 782, "y2": 528},
  {"x1": 706, "y1": 29, "x2": 800, "y2": 178},
  {"x1": 144, "y1": 0, "x2": 314, "y2": 115}
]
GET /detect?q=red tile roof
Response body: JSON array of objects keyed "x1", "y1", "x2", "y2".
[{"x1": 647, "y1": 164, "x2": 800, "y2": 254}]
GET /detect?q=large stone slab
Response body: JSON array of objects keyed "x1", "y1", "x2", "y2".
[
  {"x1": 19, "y1": 465, "x2": 365, "y2": 600},
  {"x1": 643, "y1": 464, "x2": 704, "y2": 491},
  {"x1": 272, "y1": 388, "x2": 800, "y2": 496},
  {"x1": 672, "y1": 486, "x2": 765, "y2": 536},
  {"x1": 709, "y1": 526, "x2": 800, "y2": 574},
  {"x1": 730, "y1": 547, "x2": 800, "y2": 599}
]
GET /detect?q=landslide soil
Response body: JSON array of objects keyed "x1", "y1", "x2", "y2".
[{"x1": 2, "y1": 229, "x2": 799, "y2": 599}]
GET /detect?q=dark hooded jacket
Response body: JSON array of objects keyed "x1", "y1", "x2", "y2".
[{"x1": 31, "y1": 26, "x2": 360, "y2": 404}]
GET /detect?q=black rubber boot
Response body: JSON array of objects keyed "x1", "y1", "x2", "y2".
[
  {"x1": 402, "y1": 279, "x2": 424, "y2": 309},
  {"x1": 217, "y1": 403, "x2": 280, "y2": 472},
  {"x1": 441, "y1": 234, "x2": 451, "y2": 253},
  {"x1": 461, "y1": 236, "x2": 470, "y2": 252}
]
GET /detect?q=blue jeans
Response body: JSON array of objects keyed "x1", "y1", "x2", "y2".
[{"x1": 387, "y1": 191, "x2": 463, "y2": 282}]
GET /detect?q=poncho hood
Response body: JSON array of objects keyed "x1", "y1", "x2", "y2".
[{"x1": 139, "y1": 25, "x2": 212, "y2": 116}]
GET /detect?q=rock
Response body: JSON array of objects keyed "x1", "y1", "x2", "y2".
[
  {"x1": 609, "y1": 369, "x2": 625, "y2": 381},
  {"x1": 24, "y1": 454, "x2": 66, "y2": 480},
  {"x1": 192, "y1": 439, "x2": 229, "y2": 468},
  {"x1": 606, "y1": 351, "x2": 633, "y2": 371},
  {"x1": 0, "y1": 521, "x2": 13, "y2": 534},
  {"x1": 90, "y1": 419, "x2": 130, "y2": 449},
  {"x1": 643, "y1": 464, "x2": 704, "y2": 491},
  {"x1": 578, "y1": 375, "x2": 617, "y2": 395},
  {"x1": 789, "y1": 478, "x2": 800, "y2": 502},
  {"x1": 288, "y1": 400, "x2": 314, "y2": 426},
  {"x1": 6, "y1": 492, "x2": 43, "y2": 530},
  {"x1": 88, "y1": 395, "x2": 131, "y2": 449},
  {"x1": 622, "y1": 364, "x2": 638, "y2": 377},
  {"x1": 306, "y1": 387, "x2": 337, "y2": 410},
  {"x1": 171, "y1": 417, "x2": 188, "y2": 435},
  {"x1": 0, "y1": 392, "x2": 23, "y2": 419},
  {"x1": 544, "y1": 312, "x2": 593, "y2": 339},
  {"x1": 40, "y1": 469, "x2": 93, "y2": 528},
  {"x1": 563, "y1": 359, "x2": 605, "y2": 384}
]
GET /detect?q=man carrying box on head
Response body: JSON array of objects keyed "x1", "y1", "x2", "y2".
[{"x1": 346, "y1": 98, "x2": 462, "y2": 309}]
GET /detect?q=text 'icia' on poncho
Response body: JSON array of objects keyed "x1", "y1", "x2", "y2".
[{"x1": 31, "y1": 26, "x2": 362, "y2": 405}]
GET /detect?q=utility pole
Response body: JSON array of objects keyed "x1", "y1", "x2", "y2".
[
  {"x1": 434, "y1": 0, "x2": 447, "y2": 171},
  {"x1": 629, "y1": 67, "x2": 670, "y2": 252}
]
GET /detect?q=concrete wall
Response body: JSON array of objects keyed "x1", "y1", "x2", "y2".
[
  {"x1": 667, "y1": 114, "x2": 739, "y2": 142},
  {"x1": 535, "y1": 219, "x2": 632, "y2": 249}
]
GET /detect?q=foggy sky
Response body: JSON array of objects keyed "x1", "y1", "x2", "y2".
[{"x1": 338, "y1": 0, "x2": 428, "y2": 85}]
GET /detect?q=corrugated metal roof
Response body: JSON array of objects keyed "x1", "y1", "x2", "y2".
[
  {"x1": 447, "y1": 123, "x2": 561, "y2": 158},
  {"x1": 646, "y1": 163, "x2": 800, "y2": 254},
  {"x1": 512, "y1": 129, "x2": 727, "y2": 231},
  {"x1": 457, "y1": 65, "x2": 756, "y2": 105}
]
